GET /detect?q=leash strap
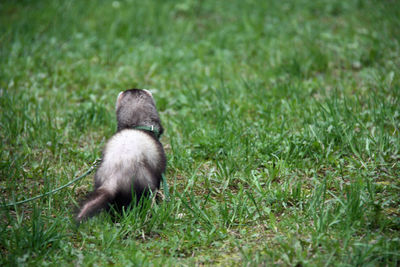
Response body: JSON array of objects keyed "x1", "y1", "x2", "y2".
[
  {"x1": 2, "y1": 159, "x2": 170, "y2": 207},
  {"x1": 133, "y1": 125, "x2": 169, "y2": 200},
  {"x1": 162, "y1": 173, "x2": 170, "y2": 201},
  {"x1": 2, "y1": 126, "x2": 170, "y2": 207},
  {"x1": 1, "y1": 158, "x2": 101, "y2": 208},
  {"x1": 132, "y1": 125, "x2": 161, "y2": 139}
]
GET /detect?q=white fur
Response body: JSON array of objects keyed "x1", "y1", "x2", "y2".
[
  {"x1": 142, "y1": 89, "x2": 152, "y2": 96},
  {"x1": 96, "y1": 129, "x2": 160, "y2": 194},
  {"x1": 116, "y1": 91, "x2": 123, "y2": 109}
]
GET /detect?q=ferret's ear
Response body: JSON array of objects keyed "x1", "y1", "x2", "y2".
[
  {"x1": 116, "y1": 91, "x2": 124, "y2": 109},
  {"x1": 143, "y1": 89, "x2": 153, "y2": 96}
]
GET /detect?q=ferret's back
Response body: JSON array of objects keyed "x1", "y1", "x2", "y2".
[
  {"x1": 95, "y1": 129, "x2": 162, "y2": 190},
  {"x1": 104, "y1": 129, "x2": 160, "y2": 164}
]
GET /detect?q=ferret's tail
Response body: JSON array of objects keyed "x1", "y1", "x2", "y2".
[{"x1": 75, "y1": 188, "x2": 114, "y2": 224}]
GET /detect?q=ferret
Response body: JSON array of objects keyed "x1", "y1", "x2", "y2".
[{"x1": 75, "y1": 89, "x2": 166, "y2": 223}]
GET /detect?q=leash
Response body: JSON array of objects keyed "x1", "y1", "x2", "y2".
[
  {"x1": 2, "y1": 159, "x2": 170, "y2": 207},
  {"x1": 133, "y1": 124, "x2": 170, "y2": 200},
  {"x1": 161, "y1": 173, "x2": 170, "y2": 201},
  {"x1": 1, "y1": 158, "x2": 101, "y2": 208},
  {"x1": 1, "y1": 125, "x2": 170, "y2": 207}
]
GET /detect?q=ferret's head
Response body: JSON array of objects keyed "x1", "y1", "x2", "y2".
[{"x1": 116, "y1": 89, "x2": 163, "y2": 134}]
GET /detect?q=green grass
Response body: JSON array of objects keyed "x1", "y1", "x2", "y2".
[{"x1": 1, "y1": 0, "x2": 400, "y2": 265}]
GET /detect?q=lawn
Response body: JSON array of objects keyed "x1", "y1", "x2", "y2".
[{"x1": 1, "y1": 0, "x2": 399, "y2": 265}]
